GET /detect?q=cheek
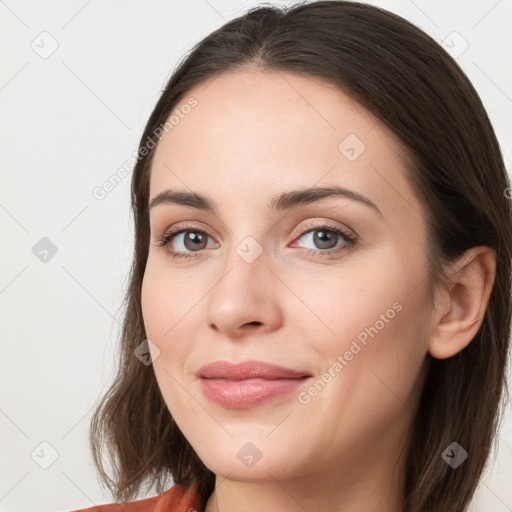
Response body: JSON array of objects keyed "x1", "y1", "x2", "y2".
[
  {"x1": 141, "y1": 262, "x2": 204, "y2": 377},
  {"x1": 293, "y1": 292, "x2": 429, "y2": 461},
  {"x1": 290, "y1": 247, "x2": 430, "y2": 404},
  {"x1": 141, "y1": 259, "x2": 194, "y2": 344},
  {"x1": 141, "y1": 268, "x2": 202, "y2": 430},
  {"x1": 284, "y1": 261, "x2": 413, "y2": 358},
  {"x1": 141, "y1": 269, "x2": 168, "y2": 342}
]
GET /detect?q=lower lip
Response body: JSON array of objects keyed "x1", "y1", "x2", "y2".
[{"x1": 199, "y1": 377, "x2": 311, "y2": 408}]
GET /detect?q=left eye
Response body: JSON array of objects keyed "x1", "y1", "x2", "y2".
[{"x1": 293, "y1": 226, "x2": 353, "y2": 251}]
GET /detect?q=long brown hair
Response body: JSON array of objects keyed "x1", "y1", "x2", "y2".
[{"x1": 89, "y1": 2, "x2": 512, "y2": 510}]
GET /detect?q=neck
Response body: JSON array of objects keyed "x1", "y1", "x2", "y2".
[{"x1": 203, "y1": 432, "x2": 409, "y2": 512}]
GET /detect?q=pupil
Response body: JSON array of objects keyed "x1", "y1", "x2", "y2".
[
  {"x1": 187, "y1": 232, "x2": 204, "y2": 249},
  {"x1": 315, "y1": 230, "x2": 337, "y2": 249}
]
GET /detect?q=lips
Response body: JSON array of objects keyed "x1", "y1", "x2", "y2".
[
  {"x1": 197, "y1": 360, "x2": 312, "y2": 380},
  {"x1": 197, "y1": 360, "x2": 313, "y2": 409}
]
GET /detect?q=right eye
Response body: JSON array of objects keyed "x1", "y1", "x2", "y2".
[{"x1": 155, "y1": 223, "x2": 219, "y2": 259}]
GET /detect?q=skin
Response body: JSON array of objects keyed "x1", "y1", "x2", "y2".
[{"x1": 141, "y1": 68, "x2": 496, "y2": 512}]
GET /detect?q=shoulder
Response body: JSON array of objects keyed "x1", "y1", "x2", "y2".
[{"x1": 70, "y1": 484, "x2": 202, "y2": 512}]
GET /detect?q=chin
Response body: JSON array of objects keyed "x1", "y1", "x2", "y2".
[{"x1": 193, "y1": 439, "x2": 301, "y2": 483}]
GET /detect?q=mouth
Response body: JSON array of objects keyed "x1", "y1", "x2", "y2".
[
  {"x1": 198, "y1": 376, "x2": 312, "y2": 408},
  {"x1": 197, "y1": 359, "x2": 312, "y2": 380},
  {"x1": 196, "y1": 360, "x2": 313, "y2": 409}
]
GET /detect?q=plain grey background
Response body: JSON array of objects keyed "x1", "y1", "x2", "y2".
[{"x1": 1, "y1": 1, "x2": 511, "y2": 511}]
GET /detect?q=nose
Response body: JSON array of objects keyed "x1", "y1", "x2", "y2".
[{"x1": 204, "y1": 249, "x2": 283, "y2": 340}]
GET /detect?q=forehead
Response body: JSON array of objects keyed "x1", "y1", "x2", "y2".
[{"x1": 149, "y1": 69, "x2": 422, "y2": 223}]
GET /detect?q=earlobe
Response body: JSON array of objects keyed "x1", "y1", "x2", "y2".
[{"x1": 427, "y1": 247, "x2": 497, "y2": 360}]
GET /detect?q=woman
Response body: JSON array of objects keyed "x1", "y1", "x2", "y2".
[{"x1": 73, "y1": 1, "x2": 512, "y2": 511}]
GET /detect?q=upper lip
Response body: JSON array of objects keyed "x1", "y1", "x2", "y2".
[{"x1": 197, "y1": 360, "x2": 312, "y2": 380}]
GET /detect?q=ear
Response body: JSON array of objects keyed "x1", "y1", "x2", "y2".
[{"x1": 428, "y1": 246, "x2": 497, "y2": 360}]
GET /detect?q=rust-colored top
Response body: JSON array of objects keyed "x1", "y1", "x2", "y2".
[{"x1": 70, "y1": 485, "x2": 203, "y2": 512}]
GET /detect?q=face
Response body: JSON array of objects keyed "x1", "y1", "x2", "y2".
[{"x1": 141, "y1": 69, "x2": 432, "y2": 485}]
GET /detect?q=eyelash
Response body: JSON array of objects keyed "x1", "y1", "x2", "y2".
[{"x1": 155, "y1": 221, "x2": 358, "y2": 261}]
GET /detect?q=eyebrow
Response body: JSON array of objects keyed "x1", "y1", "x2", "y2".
[{"x1": 148, "y1": 186, "x2": 383, "y2": 217}]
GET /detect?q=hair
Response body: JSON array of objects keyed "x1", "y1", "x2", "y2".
[{"x1": 89, "y1": 1, "x2": 512, "y2": 511}]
